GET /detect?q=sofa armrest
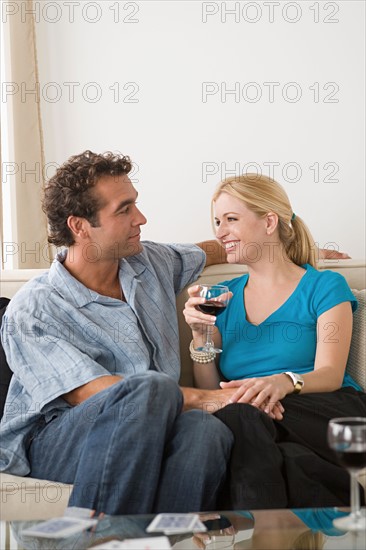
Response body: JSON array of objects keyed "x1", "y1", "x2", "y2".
[{"x1": 0, "y1": 473, "x2": 72, "y2": 521}]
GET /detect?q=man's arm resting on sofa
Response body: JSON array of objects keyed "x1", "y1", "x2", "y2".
[
  {"x1": 196, "y1": 240, "x2": 227, "y2": 267},
  {"x1": 196, "y1": 240, "x2": 350, "y2": 266},
  {"x1": 62, "y1": 375, "x2": 123, "y2": 406}
]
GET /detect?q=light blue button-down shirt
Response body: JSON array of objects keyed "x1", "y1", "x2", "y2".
[{"x1": 0, "y1": 241, "x2": 205, "y2": 475}]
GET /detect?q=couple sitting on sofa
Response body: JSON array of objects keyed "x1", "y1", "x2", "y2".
[{"x1": 1, "y1": 150, "x2": 364, "y2": 515}]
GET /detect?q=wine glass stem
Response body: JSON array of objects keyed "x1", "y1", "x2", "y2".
[
  {"x1": 205, "y1": 324, "x2": 214, "y2": 348},
  {"x1": 350, "y1": 471, "x2": 361, "y2": 519}
]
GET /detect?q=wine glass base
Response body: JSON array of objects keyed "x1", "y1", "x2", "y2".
[
  {"x1": 196, "y1": 346, "x2": 223, "y2": 354},
  {"x1": 333, "y1": 512, "x2": 366, "y2": 532},
  {"x1": 203, "y1": 535, "x2": 234, "y2": 549}
]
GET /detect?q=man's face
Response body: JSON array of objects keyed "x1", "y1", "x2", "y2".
[{"x1": 85, "y1": 174, "x2": 147, "y2": 261}]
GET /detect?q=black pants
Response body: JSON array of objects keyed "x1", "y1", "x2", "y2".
[{"x1": 215, "y1": 387, "x2": 366, "y2": 509}]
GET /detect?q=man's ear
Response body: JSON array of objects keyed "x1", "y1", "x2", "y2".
[
  {"x1": 266, "y1": 212, "x2": 278, "y2": 235},
  {"x1": 67, "y1": 216, "x2": 90, "y2": 239}
]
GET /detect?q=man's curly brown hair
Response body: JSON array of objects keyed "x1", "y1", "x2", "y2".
[{"x1": 43, "y1": 150, "x2": 132, "y2": 247}]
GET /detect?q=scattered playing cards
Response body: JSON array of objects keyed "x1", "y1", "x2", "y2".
[
  {"x1": 21, "y1": 516, "x2": 98, "y2": 539},
  {"x1": 146, "y1": 513, "x2": 207, "y2": 534},
  {"x1": 63, "y1": 506, "x2": 95, "y2": 518},
  {"x1": 92, "y1": 536, "x2": 171, "y2": 549}
]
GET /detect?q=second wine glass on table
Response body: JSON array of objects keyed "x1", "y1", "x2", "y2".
[
  {"x1": 194, "y1": 284, "x2": 230, "y2": 354},
  {"x1": 327, "y1": 417, "x2": 366, "y2": 532}
]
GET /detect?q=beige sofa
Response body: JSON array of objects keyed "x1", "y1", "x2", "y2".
[{"x1": 0, "y1": 260, "x2": 365, "y2": 521}]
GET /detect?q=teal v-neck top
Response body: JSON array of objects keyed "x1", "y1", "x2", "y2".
[{"x1": 215, "y1": 264, "x2": 361, "y2": 390}]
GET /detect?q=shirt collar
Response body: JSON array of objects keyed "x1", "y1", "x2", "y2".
[{"x1": 48, "y1": 249, "x2": 147, "y2": 308}]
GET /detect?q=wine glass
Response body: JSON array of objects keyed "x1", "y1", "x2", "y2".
[
  {"x1": 202, "y1": 531, "x2": 235, "y2": 549},
  {"x1": 194, "y1": 284, "x2": 230, "y2": 354},
  {"x1": 327, "y1": 417, "x2": 366, "y2": 531}
]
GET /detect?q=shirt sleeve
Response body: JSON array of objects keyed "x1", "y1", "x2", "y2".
[
  {"x1": 311, "y1": 271, "x2": 358, "y2": 317},
  {"x1": 1, "y1": 308, "x2": 112, "y2": 411},
  {"x1": 142, "y1": 241, "x2": 206, "y2": 295}
]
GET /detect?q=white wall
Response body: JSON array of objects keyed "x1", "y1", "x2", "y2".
[{"x1": 34, "y1": 0, "x2": 365, "y2": 257}]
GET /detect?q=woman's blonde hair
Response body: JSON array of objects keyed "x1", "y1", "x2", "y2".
[
  {"x1": 291, "y1": 530, "x2": 326, "y2": 550},
  {"x1": 212, "y1": 173, "x2": 318, "y2": 268}
]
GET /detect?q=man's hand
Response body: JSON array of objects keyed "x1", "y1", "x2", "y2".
[
  {"x1": 62, "y1": 375, "x2": 123, "y2": 406},
  {"x1": 181, "y1": 387, "x2": 235, "y2": 413},
  {"x1": 319, "y1": 249, "x2": 350, "y2": 260}
]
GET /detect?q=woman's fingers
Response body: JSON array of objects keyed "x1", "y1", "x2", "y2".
[
  {"x1": 220, "y1": 377, "x2": 286, "y2": 420},
  {"x1": 220, "y1": 380, "x2": 245, "y2": 388},
  {"x1": 187, "y1": 284, "x2": 202, "y2": 296},
  {"x1": 184, "y1": 296, "x2": 217, "y2": 326}
]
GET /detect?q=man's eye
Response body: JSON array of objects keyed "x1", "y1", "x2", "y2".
[{"x1": 119, "y1": 202, "x2": 137, "y2": 215}]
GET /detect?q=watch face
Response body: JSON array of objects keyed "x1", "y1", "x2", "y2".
[
  {"x1": 285, "y1": 372, "x2": 304, "y2": 387},
  {"x1": 294, "y1": 373, "x2": 304, "y2": 385}
]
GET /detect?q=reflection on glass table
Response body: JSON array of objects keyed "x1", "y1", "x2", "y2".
[{"x1": 7, "y1": 508, "x2": 366, "y2": 550}]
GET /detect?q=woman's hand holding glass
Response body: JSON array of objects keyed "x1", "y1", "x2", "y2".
[
  {"x1": 183, "y1": 284, "x2": 232, "y2": 353},
  {"x1": 183, "y1": 285, "x2": 216, "y2": 337}
]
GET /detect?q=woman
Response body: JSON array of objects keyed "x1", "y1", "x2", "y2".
[{"x1": 183, "y1": 173, "x2": 366, "y2": 509}]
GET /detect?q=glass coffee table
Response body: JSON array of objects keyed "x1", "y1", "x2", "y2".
[{"x1": 2, "y1": 508, "x2": 366, "y2": 549}]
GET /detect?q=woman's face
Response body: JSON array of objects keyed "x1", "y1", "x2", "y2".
[{"x1": 213, "y1": 192, "x2": 268, "y2": 264}]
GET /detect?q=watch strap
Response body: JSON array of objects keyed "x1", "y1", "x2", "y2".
[{"x1": 283, "y1": 371, "x2": 304, "y2": 394}]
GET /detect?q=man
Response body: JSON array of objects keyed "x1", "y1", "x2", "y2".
[{"x1": 0, "y1": 150, "x2": 234, "y2": 515}]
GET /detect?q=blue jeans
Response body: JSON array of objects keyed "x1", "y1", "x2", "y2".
[{"x1": 28, "y1": 371, "x2": 233, "y2": 514}]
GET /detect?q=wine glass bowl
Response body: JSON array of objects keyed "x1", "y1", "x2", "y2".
[
  {"x1": 202, "y1": 531, "x2": 235, "y2": 549},
  {"x1": 327, "y1": 417, "x2": 366, "y2": 531},
  {"x1": 194, "y1": 284, "x2": 230, "y2": 354}
]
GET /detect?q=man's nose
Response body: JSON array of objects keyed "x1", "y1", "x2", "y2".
[{"x1": 134, "y1": 207, "x2": 147, "y2": 226}]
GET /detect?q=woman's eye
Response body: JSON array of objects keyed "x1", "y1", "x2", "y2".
[{"x1": 227, "y1": 217, "x2": 237, "y2": 222}]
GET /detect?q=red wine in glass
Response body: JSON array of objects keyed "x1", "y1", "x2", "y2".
[
  {"x1": 336, "y1": 446, "x2": 366, "y2": 471},
  {"x1": 195, "y1": 301, "x2": 227, "y2": 316}
]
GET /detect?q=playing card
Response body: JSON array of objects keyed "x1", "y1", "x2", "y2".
[
  {"x1": 21, "y1": 516, "x2": 98, "y2": 539},
  {"x1": 146, "y1": 513, "x2": 205, "y2": 534},
  {"x1": 190, "y1": 518, "x2": 208, "y2": 532},
  {"x1": 92, "y1": 536, "x2": 171, "y2": 549},
  {"x1": 64, "y1": 506, "x2": 94, "y2": 518},
  {"x1": 91, "y1": 542, "x2": 125, "y2": 550}
]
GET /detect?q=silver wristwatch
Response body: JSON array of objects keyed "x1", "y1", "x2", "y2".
[{"x1": 283, "y1": 371, "x2": 304, "y2": 394}]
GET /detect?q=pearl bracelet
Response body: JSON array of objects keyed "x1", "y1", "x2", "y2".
[{"x1": 189, "y1": 340, "x2": 215, "y2": 363}]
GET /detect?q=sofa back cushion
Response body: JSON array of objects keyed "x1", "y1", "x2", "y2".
[
  {"x1": 347, "y1": 289, "x2": 366, "y2": 390},
  {"x1": 0, "y1": 297, "x2": 12, "y2": 419}
]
